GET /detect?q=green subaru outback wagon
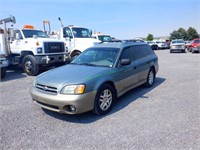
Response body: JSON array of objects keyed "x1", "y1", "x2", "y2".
[{"x1": 30, "y1": 41, "x2": 159, "y2": 115}]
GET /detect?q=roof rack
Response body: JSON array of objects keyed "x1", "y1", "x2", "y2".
[{"x1": 110, "y1": 39, "x2": 144, "y2": 43}]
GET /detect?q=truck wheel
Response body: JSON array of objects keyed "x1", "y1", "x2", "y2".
[
  {"x1": 22, "y1": 55, "x2": 39, "y2": 76},
  {"x1": 1, "y1": 67, "x2": 6, "y2": 78},
  {"x1": 71, "y1": 51, "x2": 81, "y2": 60}
]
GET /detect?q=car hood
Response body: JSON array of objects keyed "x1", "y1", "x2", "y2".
[{"x1": 36, "y1": 64, "x2": 110, "y2": 89}]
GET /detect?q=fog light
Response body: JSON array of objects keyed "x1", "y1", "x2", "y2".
[{"x1": 69, "y1": 105, "x2": 76, "y2": 112}]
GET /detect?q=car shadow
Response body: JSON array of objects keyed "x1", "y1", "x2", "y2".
[
  {"x1": 0, "y1": 66, "x2": 27, "y2": 82},
  {"x1": 43, "y1": 77, "x2": 166, "y2": 124},
  {"x1": 0, "y1": 65, "x2": 55, "y2": 82}
]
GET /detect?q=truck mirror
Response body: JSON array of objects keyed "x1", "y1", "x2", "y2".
[
  {"x1": 9, "y1": 29, "x2": 15, "y2": 39},
  {"x1": 16, "y1": 33, "x2": 20, "y2": 40},
  {"x1": 33, "y1": 35, "x2": 38, "y2": 39}
]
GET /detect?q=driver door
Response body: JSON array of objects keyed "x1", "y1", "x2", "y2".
[
  {"x1": 116, "y1": 47, "x2": 139, "y2": 94},
  {"x1": 10, "y1": 30, "x2": 23, "y2": 54}
]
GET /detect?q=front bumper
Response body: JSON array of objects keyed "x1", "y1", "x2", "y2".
[
  {"x1": 170, "y1": 48, "x2": 185, "y2": 52},
  {"x1": 192, "y1": 47, "x2": 200, "y2": 52},
  {"x1": 35, "y1": 53, "x2": 69, "y2": 65},
  {"x1": 30, "y1": 86, "x2": 96, "y2": 114}
]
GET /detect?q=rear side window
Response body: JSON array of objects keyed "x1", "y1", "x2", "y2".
[{"x1": 131, "y1": 45, "x2": 154, "y2": 60}]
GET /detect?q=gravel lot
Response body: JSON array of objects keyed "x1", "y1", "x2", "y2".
[{"x1": 0, "y1": 50, "x2": 200, "y2": 150}]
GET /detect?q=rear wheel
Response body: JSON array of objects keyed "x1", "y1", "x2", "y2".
[
  {"x1": 22, "y1": 55, "x2": 39, "y2": 76},
  {"x1": 145, "y1": 68, "x2": 155, "y2": 87},
  {"x1": 93, "y1": 84, "x2": 115, "y2": 115}
]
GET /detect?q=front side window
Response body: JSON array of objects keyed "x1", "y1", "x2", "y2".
[
  {"x1": 63, "y1": 27, "x2": 73, "y2": 38},
  {"x1": 15, "y1": 30, "x2": 23, "y2": 39},
  {"x1": 120, "y1": 47, "x2": 132, "y2": 60}
]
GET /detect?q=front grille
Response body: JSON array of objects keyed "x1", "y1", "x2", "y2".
[
  {"x1": 174, "y1": 45, "x2": 182, "y2": 49},
  {"x1": 44, "y1": 42, "x2": 65, "y2": 53},
  {"x1": 36, "y1": 83, "x2": 58, "y2": 94}
]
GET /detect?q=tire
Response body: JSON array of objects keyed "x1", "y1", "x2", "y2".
[
  {"x1": 1, "y1": 67, "x2": 6, "y2": 78},
  {"x1": 145, "y1": 68, "x2": 155, "y2": 87},
  {"x1": 22, "y1": 55, "x2": 39, "y2": 76},
  {"x1": 170, "y1": 50, "x2": 173, "y2": 53},
  {"x1": 93, "y1": 84, "x2": 116, "y2": 115},
  {"x1": 70, "y1": 51, "x2": 81, "y2": 61}
]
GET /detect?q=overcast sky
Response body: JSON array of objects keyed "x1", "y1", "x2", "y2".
[{"x1": 0, "y1": 0, "x2": 199, "y2": 39}]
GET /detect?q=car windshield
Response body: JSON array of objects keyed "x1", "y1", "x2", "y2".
[
  {"x1": 22, "y1": 30, "x2": 49, "y2": 38},
  {"x1": 194, "y1": 40, "x2": 200, "y2": 43},
  {"x1": 71, "y1": 47, "x2": 119, "y2": 67},
  {"x1": 171, "y1": 40, "x2": 184, "y2": 44},
  {"x1": 72, "y1": 27, "x2": 91, "y2": 38}
]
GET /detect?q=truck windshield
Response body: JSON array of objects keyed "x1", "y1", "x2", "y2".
[
  {"x1": 72, "y1": 28, "x2": 91, "y2": 38},
  {"x1": 98, "y1": 35, "x2": 112, "y2": 42},
  {"x1": 22, "y1": 30, "x2": 49, "y2": 38}
]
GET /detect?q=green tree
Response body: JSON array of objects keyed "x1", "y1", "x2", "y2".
[
  {"x1": 146, "y1": 34, "x2": 153, "y2": 41},
  {"x1": 177, "y1": 28, "x2": 187, "y2": 40},
  {"x1": 187, "y1": 27, "x2": 199, "y2": 40},
  {"x1": 170, "y1": 28, "x2": 187, "y2": 40}
]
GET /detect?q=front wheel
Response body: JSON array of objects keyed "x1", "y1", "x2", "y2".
[
  {"x1": 22, "y1": 55, "x2": 39, "y2": 76},
  {"x1": 70, "y1": 51, "x2": 81, "y2": 61},
  {"x1": 93, "y1": 84, "x2": 116, "y2": 115},
  {"x1": 145, "y1": 68, "x2": 155, "y2": 87}
]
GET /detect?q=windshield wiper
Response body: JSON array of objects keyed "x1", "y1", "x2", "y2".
[
  {"x1": 80, "y1": 63, "x2": 97, "y2": 66},
  {"x1": 70, "y1": 62, "x2": 79, "y2": 65}
]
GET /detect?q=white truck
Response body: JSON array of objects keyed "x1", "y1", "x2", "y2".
[
  {"x1": 44, "y1": 18, "x2": 101, "y2": 60},
  {"x1": 0, "y1": 16, "x2": 68, "y2": 76},
  {"x1": 0, "y1": 30, "x2": 8, "y2": 78}
]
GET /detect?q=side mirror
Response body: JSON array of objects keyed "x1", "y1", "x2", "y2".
[
  {"x1": 16, "y1": 33, "x2": 20, "y2": 40},
  {"x1": 33, "y1": 35, "x2": 38, "y2": 39},
  {"x1": 120, "y1": 59, "x2": 131, "y2": 66}
]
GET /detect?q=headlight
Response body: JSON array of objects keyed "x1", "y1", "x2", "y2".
[
  {"x1": 171, "y1": 45, "x2": 175, "y2": 49},
  {"x1": 37, "y1": 48, "x2": 43, "y2": 53},
  {"x1": 181, "y1": 45, "x2": 185, "y2": 49},
  {"x1": 61, "y1": 84, "x2": 85, "y2": 94}
]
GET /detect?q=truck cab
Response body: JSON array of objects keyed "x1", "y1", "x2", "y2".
[
  {"x1": 0, "y1": 35, "x2": 8, "y2": 78},
  {"x1": 6, "y1": 25, "x2": 68, "y2": 76},
  {"x1": 59, "y1": 26, "x2": 101, "y2": 59},
  {"x1": 92, "y1": 33, "x2": 112, "y2": 43}
]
